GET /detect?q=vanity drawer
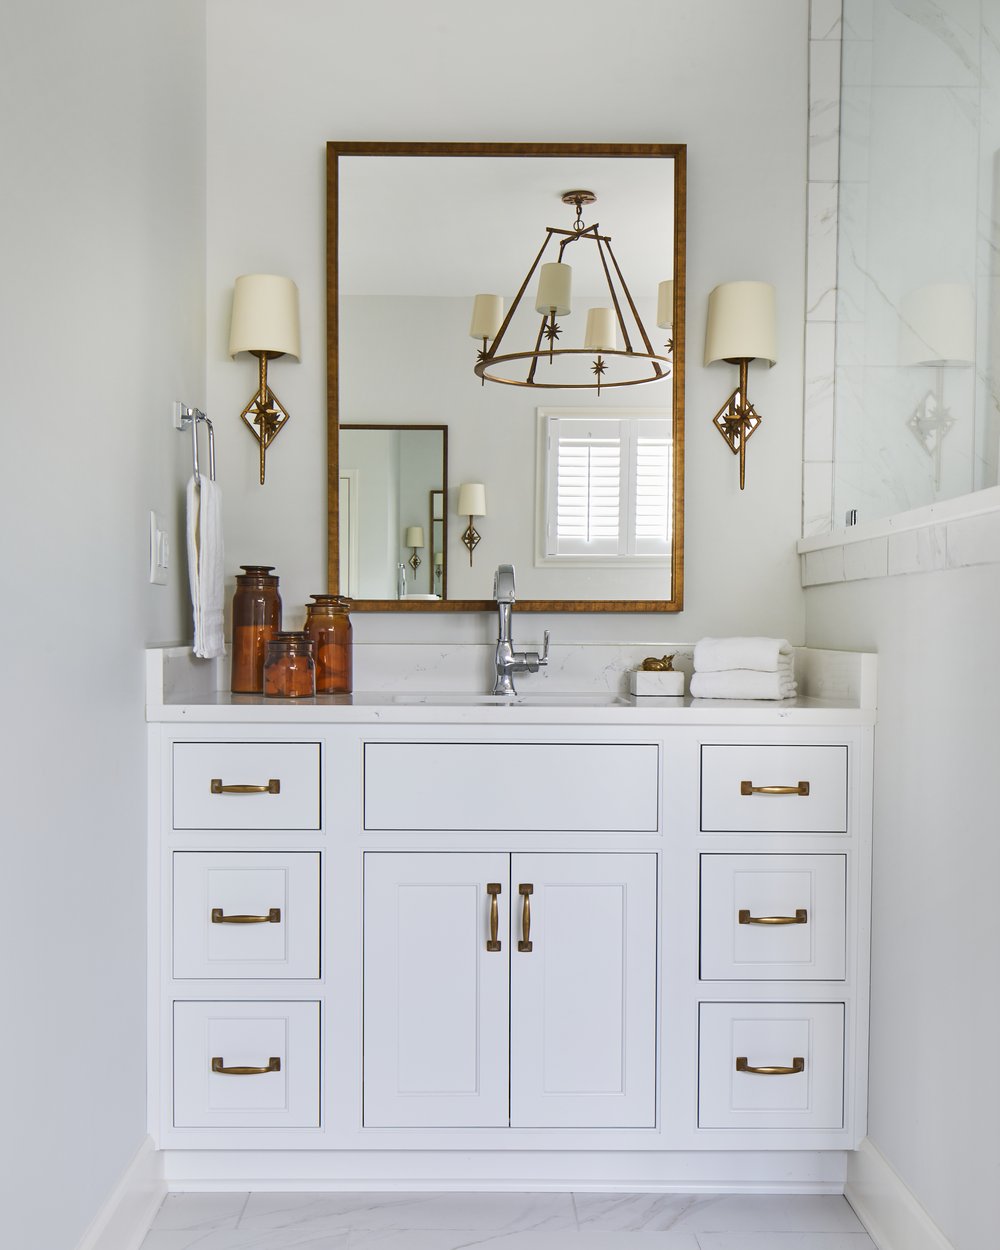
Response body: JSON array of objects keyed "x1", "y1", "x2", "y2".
[
  {"x1": 698, "y1": 1001, "x2": 844, "y2": 1129},
  {"x1": 700, "y1": 745, "x2": 847, "y2": 833},
  {"x1": 363, "y1": 742, "x2": 659, "y2": 831},
  {"x1": 700, "y1": 854, "x2": 846, "y2": 980},
  {"x1": 173, "y1": 1000, "x2": 320, "y2": 1128},
  {"x1": 172, "y1": 852, "x2": 321, "y2": 979},
  {"x1": 172, "y1": 742, "x2": 321, "y2": 830}
]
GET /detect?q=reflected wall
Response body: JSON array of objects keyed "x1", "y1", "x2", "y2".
[{"x1": 835, "y1": 0, "x2": 1000, "y2": 524}]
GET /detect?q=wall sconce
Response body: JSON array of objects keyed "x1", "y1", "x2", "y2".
[
  {"x1": 656, "y1": 280, "x2": 675, "y2": 349},
  {"x1": 704, "y1": 281, "x2": 777, "y2": 490},
  {"x1": 899, "y1": 283, "x2": 975, "y2": 491},
  {"x1": 228, "y1": 274, "x2": 301, "y2": 486},
  {"x1": 405, "y1": 525, "x2": 425, "y2": 575},
  {"x1": 457, "y1": 482, "x2": 486, "y2": 565},
  {"x1": 433, "y1": 550, "x2": 444, "y2": 592}
]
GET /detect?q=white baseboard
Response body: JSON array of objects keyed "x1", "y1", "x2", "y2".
[
  {"x1": 75, "y1": 1136, "x2": 166, "y2": 1250},
  {"x1": 846, "y1": 1138, "x2": 954, "y2": 1250}
]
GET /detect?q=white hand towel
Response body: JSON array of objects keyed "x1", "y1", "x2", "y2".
[
  {"x1": 186, "y1": 475, "x2": 225, "y2": 659},
  {"x1": 693, "y1": 636, "x2": 794, "y2": 673},
  {"x1": 689, "y1": 669, "x2": 797, "y2": 701}
]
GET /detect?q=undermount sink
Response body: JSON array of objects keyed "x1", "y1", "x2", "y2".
[{"x1": 391, "y1": 691, "x2": 632, "y2": 707}]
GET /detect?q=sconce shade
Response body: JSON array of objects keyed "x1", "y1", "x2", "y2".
[
  {"x1": 433, "y1": 551, "x2": 444, "y2": 567},
  {"x1": 535, "y1": 262, "x2": 572, "y2": 315},
  {"x1": 704, "y1": 281, "x2": 777, "y2": 366},
  {"x1": 469, "y1": 294, "x2": 504, "y2": 340},
  {"x1": 229, "y1": 274, "x2": 301, "y2": 358},
  {"x1": 899, "y1": 283, "x2": 975, "y2": 366},
  {"x1": 584, "y1": 308, "x2": 618, "y2": 352},
  {"x1": 656, "y1": 280, "x2": 674, "y2": 329},
  {"x1": 404, "y1": 526, "x2": 425, "y2": 548},
  {"x1": 458, "y1": 482, "x2": 487, "y2": 517}
]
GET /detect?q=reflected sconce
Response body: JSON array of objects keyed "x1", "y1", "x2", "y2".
[
  {"x1": 457, "y1": 482, "x2": 486, "y2": 565},
  {"x1": 228, "y1": 274, "x2": 301, "y2": 485},
  {"x1": 433, "y1": 550, "x2": 444, "y2": 591},
  {"x1": 656, "y1": 280, "x2": 675, "y2": 347},
  {"x1": 404, "y1": 525, "x2": 425, "y2": 575},
  {"x1": 899, "y1": 283, "x2": 975, "y2": 490},
  {"x1": 704, "y1": 281, "x2": 777, "y2": 490},
  {"x1": 469, "y1": 190, "x2": 672, "y2": 391}
]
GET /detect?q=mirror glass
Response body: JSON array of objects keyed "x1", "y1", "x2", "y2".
[{"x1": 328, "y1": 142, "x2": 686, "y2": 611}]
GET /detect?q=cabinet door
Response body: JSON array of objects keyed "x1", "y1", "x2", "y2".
[
  {"x1": 509, "y1": 852, "x2": 657, "y2": 1128},
  {"x1": 363, "y1": 852, "x2": 510, "y2": 1127}
]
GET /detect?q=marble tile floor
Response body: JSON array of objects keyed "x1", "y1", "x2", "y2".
[{"x1": 140, "y1": 1191, "x2": 877, "y2": 1250}]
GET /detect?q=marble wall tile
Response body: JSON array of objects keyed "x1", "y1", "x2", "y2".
[
  {"x1": 835, "y1": 182, "x2": 867, "y2": 324},
  {"x1": 945, "y1": 508, "x2": 1000, "y2": 566},
  {"x1": 842, "y1": 534, "x2": 889, "y2": 579},
  {"x1": 838, "y1": 85, "x2": 871, "y2": 184},
  {"x1": 811, "y1": 0, "x2": 844, "y2": 41},
  {"x1": 802, "y1": 542, "x2": 846, "y2": 585},
  {"x1": 870, "y1": 0, "x2": 979, "y2": 87},
  {"x1": 810, "y1": 39, "x2": 843, "y2": 181},
  {"x1": 807, "y1": 181, "x2": 840, "y2": 321},
  {"x1": 887, "y1": 524, "x2": 947, "y2": 575},
  {"x1": 840, "y1": 37, "x2": 872, "y2": 86},
  {"x1": 805, "y1": 322, "x2": 837, "y2": 461},
  {"x1": 803, "y1": 461, "x2": 836, "y2": 536},
  {"x1": 841, "y1": 0, "x2": 873, "y2": 42}
]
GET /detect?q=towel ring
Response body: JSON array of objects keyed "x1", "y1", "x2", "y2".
[{"x1": 175, "y1": 402, "x2": 216, "y2": 483}]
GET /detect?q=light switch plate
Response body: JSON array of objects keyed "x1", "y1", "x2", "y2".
[{"x1": 149, "y1": 511, "x2": 169, "y2": 585}]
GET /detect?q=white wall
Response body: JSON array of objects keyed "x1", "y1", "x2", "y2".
[
  {"x1": 205, "y1": 0, "x2": 810, "y2": 646},
  {"x1": 805, "y1": 567, "x2": 1000, "y2": 1250},
  {"x1": 0, "y1": 2, "x2": 205, "y2": 1247}
]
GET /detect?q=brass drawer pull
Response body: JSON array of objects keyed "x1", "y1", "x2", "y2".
[
  {"x1": 211, "y1": 1056, "x2": 281, "y2": 1075},
  {"x1": 518, "y1": 883, "x2": 533, "y2": 952},
  {"x1": 486, "y1": 882, "x2": 502, "y2": 952},
  {"x1": 211, "y1": 907, "x2": 281, "y2": 924},
  {"x1": 740, "y1": 780, "x2": 810, "y2": 796},
  {"x1": 736, "y1": 1055, "x2": 804, "y2": 1076},
  {"x1": 738, "y1": 908, "x2": 807, "y2": 926},
  {"x1": 210, "y1": 778, "x2": 281, "y2": 795}
]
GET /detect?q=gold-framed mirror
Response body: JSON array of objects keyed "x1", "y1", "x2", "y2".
[{"x1": 327, "y1": 141, "x2": 686, "y2": 612}]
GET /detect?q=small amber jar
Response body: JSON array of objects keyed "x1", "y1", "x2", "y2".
[
  {"x1": 263, "y1": 633, "x2": 316, "y2": 699},
  {"x1": 303, "y1": 595, "x2": 353, "y2": 694},
  {"x1": 231, "y1": 565, "x2": 282, "y2": 694}
]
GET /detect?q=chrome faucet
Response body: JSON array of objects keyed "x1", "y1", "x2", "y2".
[{"x1": 493, "y1": 564, "x2": 549, "y2": 695}]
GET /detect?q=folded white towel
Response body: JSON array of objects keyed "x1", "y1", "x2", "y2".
[
  {"x1": 689, "y1": 669, "x2": 797, "y2": 701},
  {"x1": 693, "y1": 636, "x2": 794, "y2": 674},
  {"x1": 186, "y1": 474, "x2": 225, "y2": 660}
]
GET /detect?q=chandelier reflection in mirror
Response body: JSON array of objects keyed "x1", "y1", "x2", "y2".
[{"x1": 470, "y1": 191, "x2": 673, "y2": 393}]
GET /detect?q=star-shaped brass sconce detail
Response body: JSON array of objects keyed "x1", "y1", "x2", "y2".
[{"x1": 591, "y1": 354, "x2": 608, "y2": 394}]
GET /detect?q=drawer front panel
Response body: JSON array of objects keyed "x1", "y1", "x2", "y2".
[
  {"x1": 172, "y1": 742, "x2": 321, "y2": 830},
  {"x1": 700, "y1": 854, "x2": 846, "y2": 980},
  {"x1": 363, "y1": 742, "x2": 659, "y2": 831},
  {"x1": 173, "y1": 1000, "x2": 320, "y2": 1128},
  {"x1": 701, "y1": 745, "x2": 847, "y2": 833},
  {"x1": 698, "y1": 1001, "x2": 845, "y2": 1129},
  {"x1": 173, "y1": 852, "x2": 321, "y2": 979}
]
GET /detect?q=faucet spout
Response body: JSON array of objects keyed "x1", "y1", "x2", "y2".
[{"x1": 493, "y1": 563, "x2": 516, "y2": 604}]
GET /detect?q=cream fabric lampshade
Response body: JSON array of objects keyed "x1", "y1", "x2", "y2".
[
  {"x1": 457, "y1": 482, "x2": 486, "y2": 517},
  {"x1": 704, "y1": 281, "x2": 777, "y2": 366},
  {"x1": 656, "y1": 280, "x2": 675, "y2": 329},
  {"x1": 404, "y1": 526, "x2": 425, "y2": 549},
  {"x1": 229, "y1": 274, "x2": 301, "y2": 358},
  {"x1": 469, "y1": 294, "x2": 504, "y2": 340},
  {"x1": 899, "y1": 283, "x2": 975, "y2": 366},
  {"x1": 535, "y1": 262, "x2": 572, "y2": 315},
  {"x1": 584, "y1": 308, "x2": 617, "y2": 352}
]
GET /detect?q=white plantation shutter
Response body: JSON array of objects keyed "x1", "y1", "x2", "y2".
[{"x1": 544, "y1": 414, "x2": 672, "y2": 559}]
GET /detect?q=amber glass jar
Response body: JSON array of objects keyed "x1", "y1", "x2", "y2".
[
  {"x1": 263, "y1": 633, "x2": 316, "y2": 699},
  {"x1": 303, "y1": 595, "x2": 353, "y2": 694},
  {"x1": 231, "y1": 565, "x2": 282, "y2": 694}
]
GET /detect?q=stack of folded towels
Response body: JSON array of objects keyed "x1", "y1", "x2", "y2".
[{"x1": 690, "y1": 636, "x2": 796, "y2": 700}]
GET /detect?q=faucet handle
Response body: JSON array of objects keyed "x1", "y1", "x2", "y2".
[
  {"x1": 522, "y1": 630, "x2": 550, "y2": 674},
  {"x1": 539, "y1": 629, "x2": 550, "y2": 666}
]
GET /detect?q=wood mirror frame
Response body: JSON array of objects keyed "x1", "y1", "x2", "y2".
[{"x1": 327, "y1": 140, "x2": 686, "y2": 612}]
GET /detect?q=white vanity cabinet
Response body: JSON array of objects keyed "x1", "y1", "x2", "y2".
[
  {"x1": 146, "y1": 649, "x2": 874, "y2": 1188},
  {"x1": 363, "y1": 851, "x2": 657, "y2": 1130}
]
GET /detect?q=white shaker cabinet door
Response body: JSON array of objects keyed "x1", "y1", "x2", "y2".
[
  {"x1": 363, "y1": 852, "x2": 510, "y2": 1128},
  {"x1": 509, "y1": 852, "x2": 657, "y2": 1128}
]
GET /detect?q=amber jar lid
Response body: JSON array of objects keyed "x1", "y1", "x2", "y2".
[
  {"x1": 237, "y1": 564, "x2": 278, "y2": 583},
  {"x1": 307, "y1": 594, "x2": 351, "y2": 615}
]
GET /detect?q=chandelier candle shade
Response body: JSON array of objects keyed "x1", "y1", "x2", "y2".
[
  {"x1": 457, "y1": 482, "x2": 486, "y2": 565},
  {"x1": 229, "y1": 274, "x2": 301, "y2": 486},
  {"x1": 470, "y1": 190, "x2": 672, "y2": 391},
  {"x1": 703, "y1": 281, "x2": 777, "y2": 490}
]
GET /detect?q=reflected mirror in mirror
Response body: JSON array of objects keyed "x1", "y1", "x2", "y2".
[
  {"x1": 339, "y1": 424, "x2": 447, "y2": 601},
  {"x1": 328, "y1": 142, "x2": 686, "y2": 611}
]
